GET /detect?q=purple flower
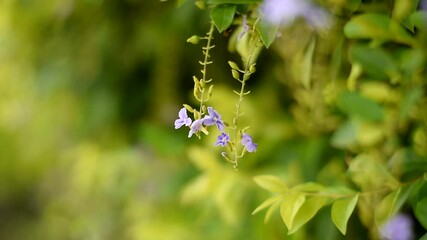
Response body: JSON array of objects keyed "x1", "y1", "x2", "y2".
[
  {"x1": 214, "y1": 132, "x2": 230, "y2": 147},
  {"x1": 241, "y1": 133, "x2": 257, "y2": 152},
  {"x1": 380, "y1": 213, "x2": 414, "y2": 240},
  {"x1": 203, "y1": 107, "x2": 225, "y2": 132},
  {"x1": 260, "y1": 0, "x2": 330, "y2": 28},
  {"x1": 174, "y1": 108, "x2": 192, "y2": 129},
  {"x1": 188, "y1": 118, "x2": 205, "y2": 138}
]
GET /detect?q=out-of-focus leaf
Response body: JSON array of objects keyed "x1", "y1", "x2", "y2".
[
  {"x1": 331, "y1": 193, "x2": 359, "y2": 235},
  {"x1": 356, "y1": 122, "x2": 384, "y2": 147},
  {"x1": 288, "y1": 196, "x2": 326, "y2": 234},
  {"x1": 392, "y1": 0, "x2": 420, "y2": 31},
  {"x1": 349, "y1": 45, "x2": 399, "y2": 81},
  {"x1": 280, "y1": 192, "x2": 306, "y2": 230},
  {"x1": 409, "y1": 11, "x2": 427, "y2": 30},
  {"x1": 331, "y1": 120, "x2": 357, "y2": 149},
  {"x1": 208, "y1": 0, "x2": 261, "y2": 3},
  {"x1": 300, "y1": 37, "x2": 315, "y2": 89},
  {"x1": 348, "y1": 154, "x2": 400, "y2": 191},
  {"x1": 420, "y1": 233, "x2": 427, "y2": 240},
  {"x1": 344, "y1": 13, "x2": 414, "y2": 45},
  {"x1": 399, "y1": 88, "x2": 423, "y2": 120},
  {"x1": 337, "y1": 91, "x2": 385, "y2": 122},
  {"x1": 264, "y1": 201, "x2": 281, "y2": 223},
  {"x1": 252, "y1": 195, "x2": 282, "y2": 215},
  {"x1": 375, "y1": 186, "x2": 414, "y2": 226},
  {"x1": 257, "y1": 19, "x2": 279, "y2": 48},
  {"x1": 292, "y1": 182, "x2": 325, "y2": 193},
  {"x1": 210, "y1": 4, "x2": 237, "y2": 33},
  {"x1": 346, "y1": 0, "x2": 361, "y2": 15},
  {"x1": 418, "y1": 181, "x2": 427, "y2": 200},
  {"x1": 399, "y1": 49, "x2": 425, "y2": 78},
  {"x1": 415, "y1": 198, "x2": 427, "y2": 229},
  {"x1": 253, "y1": 175, "x2": 288, "y2": 193}
]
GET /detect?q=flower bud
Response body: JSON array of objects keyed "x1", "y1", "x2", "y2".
[
  {"x1": 187, "y1": 35, "x2": 200, "y2": 44},
  {"x1": 228, "y1": 61, "x2": 239, "y2": 70},
  {"x1": 249, "y1": 64, "x2": 256, "y2": 73},
  {"x1": 232, "y1": 69, "x2": 240, "y2": 80}
]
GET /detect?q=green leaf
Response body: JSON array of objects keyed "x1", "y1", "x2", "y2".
[
  {"x1": 420, "y1": 233, "x2": 427, "y2": 240},
  {"x1": 264, "y1": 200, "x2": 280, "y2": 223},
  {"x1": 392, "y1": 0, "x2": 420, "y2": 31},
  {"x1": 399, "y1": 88, "x2": 423, "y2": 120},
  {"x1": 252, "y1": 195, "x2": 282, "y2": 215},
  {"x1": 345, "y1": 0, "x2": 361, "y2": 15},
  {"x1": 210, "y1": 4, "x2": 237, "y2": 33},
  {"x1": 331, "y1": 120, "x2": 357, "y2": 149},
  {"x1": 337, "y1": 92, "x2": 385, "y2": 122},
  {"x1": 300, "y1": 37, "x2": 316, "y2": 89},
  {"x1": 375, "y1": 186, "x2": 414, "y2": 226},
  {"x1": 208, "y1": 0, "x2": 261, "y2": 3},
  {"x1": 349, "y1": 45, "x2": 399, "y2": 81},
  {"x1": 344, "y1": 13, "x2": 414, "y2": 45},
  {"x1": 331, "y1": 193, "x2": 359, "y2": 235},
  {"x1": 253, "y1": 175, "x2": 288, "y2": 193},
  {"x1": 292, "y1": 182, "x2": 325, "y2": 193},
  {"x1": 280, "y1": 192, "x2": 306, "y2": 230},
  {"x1": 416, "y1": 198, "x2": 427, "y2": 229},
  {"x1": 288, "y1": 196, "x2": 326, "y2": 234},
  {"x1": 257, "y1": 18, "x2": 279, "y2": 48},
  {"x1": 409, "y1": 11, "x2": 427, "y2": 30}
]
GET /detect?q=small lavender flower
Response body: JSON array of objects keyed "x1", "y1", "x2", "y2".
[
  {"x1": 380, "y1": 213, "x2": 414, "y2": 240},
  {"x1": 175, "y1": 107, "x2": 192, "y2": 129},
  {"x1": 260, "y1": 0, "x2": 330, "y2": 28},
  {"x1": 188, "y1": 118, "x2": 205, "y2": 138},
  {"x1": 241, "y1": 133, "x2": 257, "y2": 152},
  {"x1": 203, "y1": 107, "x2": 225, "y2": 132},
  {"x1": 214, "y1": 132, "x2": 230, "y2": 147}
]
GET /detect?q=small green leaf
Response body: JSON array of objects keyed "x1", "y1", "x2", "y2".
[
  {"x1": 344, "y1": 13, "x2": 414, "y2": 45},
  {"x1": 292, "y1": 182, "x2": 325, "y2": 193},
  {"x1": 253, "y1": 175, "x2": 288, "y2": 193},
  {"x1": 349, "y1": 45, "x2": 399, "y2": 81},
  {"x1": 337, "y1": 92, "x2": 385, "y2": 122},
  {"x1": 331, "y1": 193, "x2": 359, "y2": 235},
  {"x1": 399, "y1": 88, "x2": 423, "y2": 120},
  {"x1": 415, "y1": 198, "x2": 427, "y2": 229},
  {"x1": 392, "y1": 0, "x2": 420, "y2": 31},
  {"x1": 264, "y1": 201, "x2": 280, "y2": 223},
  {"x1": 252, "y1": 195, "x2": 282, "y2": 215},
  {"x1": 331, "y1": 120, "x2": 357, "y2": 149},
  {"x1": 257, "y1": 18, "x2": 279, "y2": 48},
  {"x1": 280, "y1": 192, "x2": 306, "y2": 230},
  {"x1": 409, "y1": 11, "x2": 427, "y2": 30},
  {"x1": 375, "y1": 186, "x2": 414, "y2": 226},
  {"x1": 420, "y1": 233, "x2": 427, "y2": 240},
  {"x1": 345, "y1": 0, "x2": 361, "y2": 14},
  {"x1": 288, "y1": 196, "x2": 326, "y2": 234},
  {"x1": 210, "y1": 4, "x2": 237, "y2": 33},
  {"x1": 300, "y1": 37, "x2": 316, "y2": 89}
]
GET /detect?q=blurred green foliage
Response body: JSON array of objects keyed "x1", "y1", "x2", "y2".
[{"x1": 0, "y1": 0, "x2": 426, "y2": 240}]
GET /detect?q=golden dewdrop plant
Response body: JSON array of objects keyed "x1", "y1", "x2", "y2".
[{"x1": 176, "y1": 0, "x2": 427, "y2": 239}]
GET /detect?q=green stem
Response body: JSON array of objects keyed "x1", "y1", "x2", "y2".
[{"x1": 198, "y1": 21, "x2": 215, "y2": 116}]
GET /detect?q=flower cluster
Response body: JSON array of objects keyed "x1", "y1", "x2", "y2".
[{"x1": 175, "y1": 106, "x2": 257, "y2": 154}]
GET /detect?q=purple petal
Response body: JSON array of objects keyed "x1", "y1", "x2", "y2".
[
  {"x1": 214, "y1": 132, "x2": 230, "y2": 147},
  {"x1": 245, "y1": 142, "x2": 258, "y2": 152},
  {"x1": 178, "y1": 108, "x2": 188, "y2": 119},
  {"x1": 188, "y1": 119, "x2": 204, "y2": 138}
]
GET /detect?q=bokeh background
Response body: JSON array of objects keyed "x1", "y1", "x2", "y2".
[{"x1": 1, "y1": 0, "x2": 426, "y2": 240}]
